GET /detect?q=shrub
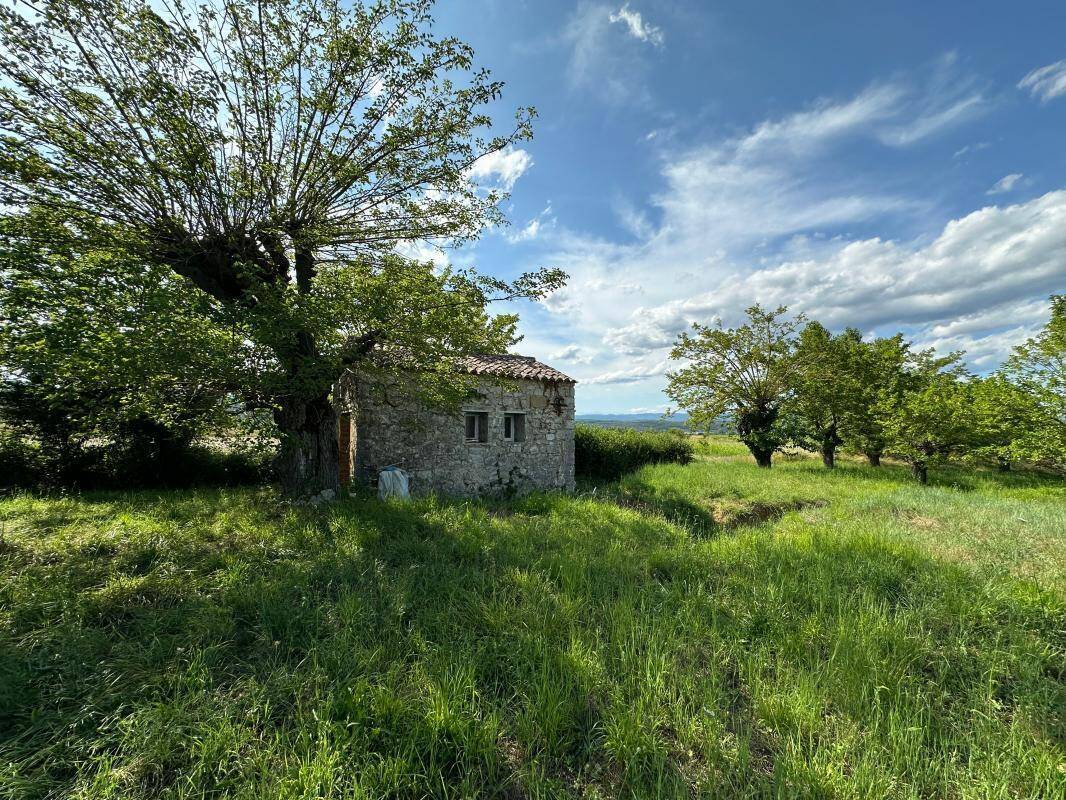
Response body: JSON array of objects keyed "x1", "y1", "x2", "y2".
[
  {"x1": 0, "y1": 435, "x2": 269, "y2": 491},
  {"x1": 575, "y1": 424, "x2": 694, "y2": 481}
]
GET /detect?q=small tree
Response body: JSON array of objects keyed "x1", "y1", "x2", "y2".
[
  {"x1": 877, "y1": 354, "x2": 973, "y2": 484},
  {"x1": 788, "y1": 322, "x2": 864, "y2": 468},
  {"x1": 840, "y1": 334, "x2": 912, "y2": 466},
  {"x1": 666, "y1": 305, "x2": 803, "y2": 468}
]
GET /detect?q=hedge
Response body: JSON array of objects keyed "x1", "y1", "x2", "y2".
[{"x1": 574, "y1": 424, "x2": 694, "y2": 481}]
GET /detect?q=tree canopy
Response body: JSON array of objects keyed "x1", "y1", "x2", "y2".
[{"x1": 666, "y1": 305, "x2": 803, "y2": 467}]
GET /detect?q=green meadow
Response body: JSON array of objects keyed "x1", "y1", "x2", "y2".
[{"x1": 1, "y1": 440, "x2": 1063, "y2": 798}]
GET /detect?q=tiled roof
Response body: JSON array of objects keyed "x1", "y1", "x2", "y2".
[{"x1": 460, "y1": 353, "x2": 576, "y2": 383}]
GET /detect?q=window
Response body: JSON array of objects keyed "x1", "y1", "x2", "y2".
[
  {"x1": 503, "y1": 413, "x2": 526, "y2": 443},
  {"x1": 464, "y1": 411, "x2": 488, "y2": 443}
]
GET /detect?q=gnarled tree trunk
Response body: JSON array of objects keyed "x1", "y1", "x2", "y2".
[
  {"x1": 273, "y1": 391, "x2": 339, "y2": 496},
  {"x1": 866, "y1": 451, "x2": 882, "y2": 467},
  {"x1": 737, "y1": 405, "x2": 778, "y2": 468},
  {"x1": 997, "y1": 456, "x2": 1011, "y2": 472}
]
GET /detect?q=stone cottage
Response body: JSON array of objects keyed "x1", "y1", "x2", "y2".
[{"x1": 337, "y1": 354, "x2": 576, "y2": 497}]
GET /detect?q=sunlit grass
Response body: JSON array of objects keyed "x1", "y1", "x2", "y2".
[{"x1": 1, "y1": 447, "x2": 1063, "y2": 798}]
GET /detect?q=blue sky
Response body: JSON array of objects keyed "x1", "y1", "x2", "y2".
[{"x1": 428, "y1": 1, "x2": 1066, "y2": 414}]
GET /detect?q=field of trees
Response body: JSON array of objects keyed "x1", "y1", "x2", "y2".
[{"x1": 2, "y1": 442, "x2": 1063, "y2": 798}]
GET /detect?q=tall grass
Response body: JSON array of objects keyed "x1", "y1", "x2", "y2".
[{"x1": 0, "y1": 445, "x2": 1063, "y2": 798}]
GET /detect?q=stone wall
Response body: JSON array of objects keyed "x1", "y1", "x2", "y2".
[{"x1": 343, "y1": 374, "x2": 575, "y2": 497}]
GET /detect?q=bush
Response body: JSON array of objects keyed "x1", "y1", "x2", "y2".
[
  {"x1": 0, "y1": 435, "x2": 269, "y2": 491},
  {"x1": 575, "y1": 424, "x2": 694, "y2": 481}
]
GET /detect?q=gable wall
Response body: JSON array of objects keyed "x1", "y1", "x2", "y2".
[{"x1": 347, "y1": 375, "x2": 575, "y2": 497}]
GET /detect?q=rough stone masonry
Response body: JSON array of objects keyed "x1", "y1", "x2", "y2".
[{"x1": 338, "y1": 354, "x2": 576, "y2": 497}]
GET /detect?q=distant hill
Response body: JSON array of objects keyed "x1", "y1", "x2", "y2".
[
  {"x1": 576, "y1": 412, "x2": 732, "y2": 433},
  {"x1": 576, "y1": 412, "x2": 689, "y2": 432}
]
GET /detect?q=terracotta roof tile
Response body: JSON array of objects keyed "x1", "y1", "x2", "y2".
[{"x1": 460, "y1": 353, "x2": 575, "y2": 383}]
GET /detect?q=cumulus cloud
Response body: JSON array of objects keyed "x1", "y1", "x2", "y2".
[
  {"x1": 608, "y1": 4, "x2": 664, "y2": 46},
  {"x1": 1019, "y1": 59, "x2": 1066, "y2": 102},
  {"x1": 987, "y1": 173, "x2": 1023, "y2": 195},
  {"x1": 600, "y1": 192, "x2": 1066, "y2": 361},
  {"x1": 584, "y1": 358, "x2": 670, "y2": 385},
  {"x1": 549, "y1": 344, "x2": 596, "y2": 364},
  {"x1": 466, "y1": 146, "x2": 533, "y2": 191},
  {"x1": 522, "y1": 58, "x2": 1043, "y2": 400}
]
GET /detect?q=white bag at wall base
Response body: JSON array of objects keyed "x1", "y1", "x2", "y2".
[{"x1": 378, "y1": 466, "x2": 410, "y2": 500}]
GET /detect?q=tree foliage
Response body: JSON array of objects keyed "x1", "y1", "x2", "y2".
[
  {"x1": 0, "y1": 0, "x2": 564, "y2": 493},
  {"x1": 0, "y1": 208, "x2": 257, "y2": 474},
  {"x1": 876, "y1": 352, "x2": 972, "y2": 484},
  {"x1": 787, "y1": 322, "x2": 864, "y2": 468},
  {"x1": 998, "y1": 295, "x2": 1065, "y2": 469},
  {"x1": 667, "y1": 305, "x2": 803, "y2": 467}
]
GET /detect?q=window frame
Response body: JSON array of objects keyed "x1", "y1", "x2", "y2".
[
  {"x1": 503, "y1": 412, "x2": 526, "y2": 443},
  {"x1": 464, "y1": 411, "x2": 488, "y2": 444}
]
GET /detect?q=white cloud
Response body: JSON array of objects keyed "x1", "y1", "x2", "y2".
[
  {"x1": 987, "y1": 173, "x2": 1023, "y2": 195},
  {"x1": 549, "y1": 344, "x2": 595, "y2": 364},
  {"x1": 507, "y1": 203, "x2": 555, "y2": 243},
  {"x1": 521, "y1": 59, "x2": 1037, "y2": 401},
  {"x1": 608, "y1": 4, "x2": 664, "y2": 46},
  {"x1": 600, "y1": 192, "x2": 1066, "y2": 361},
  {"x1": 1019, "y1": 59, "x2": 1066, "y2": 102},
  {"x1": 953, "y1": 141, "x2": 990, "y2": 159},
  {"x1": 563, "y1": 3, "x2": 659, "y2": 104},
  {"x1": 584, "y1": 358, "x2": 670, "y2": 385},
  {"x1": 466, "y1": 146, "x2": 533, "y2": 191}
]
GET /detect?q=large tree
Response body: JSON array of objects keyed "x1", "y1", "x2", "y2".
[
  {"x1": 0, "y1": 0, "x2": 562, "y2": 493},
  {"x1": 0, "y1": 207, "x2": 254, "y2": 479},
  {"x1": 667, "y1": 305, "x2": 803, "y2": 468}
]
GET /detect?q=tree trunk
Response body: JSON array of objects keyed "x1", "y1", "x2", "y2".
[
  {"x1": 996, "y1": 456, "x2": 1011, "y2": 472},
  {"x1": 820, "y1": 423, "x2": 839, "y2": 469},
  {"x1": 866, "y1": 451, "x2": 882, "y2": 467},
  {"x1": 911, "y1": 460, "x2": 928, "y2": 485},
  {"x1": 273, "y1": 391, "x2": 340, "y2": 497},
  {"x1": 751, "y1": 447, "x2": 773, "y2": 468},
  {"x1": 737, "y1": 404, "x2": 778, "y2": 469}
]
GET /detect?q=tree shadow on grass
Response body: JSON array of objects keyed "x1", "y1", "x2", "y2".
[{"x1": 0, "y1": 488, "x2": 1062, "y2": 798}]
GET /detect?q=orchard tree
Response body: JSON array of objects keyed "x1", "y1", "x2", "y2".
[
  {"x1": 667, "y1": 305, "x2": 803, "y2": 467},
  {"x1": 788, "y1": 322, "x2": 864, "y2": 468},
  {"x1": 877, "y1": 354, "x2": 972, "y2": 484},
  {"x1": 969, "y1": 375, "x2": 1041, "y2": 472},
  {"x1": 840, "y1": 333, "x2": 912, "y2": 466},
  {"x1": 0, "y1": 0, "x2": 563, "y2": 494},
  {"x1": 1000, "y1": 295, "x2": 1065, "y2": 469}
]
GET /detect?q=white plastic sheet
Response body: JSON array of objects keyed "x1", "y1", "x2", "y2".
[{"x1": 378, "y1": 466, "x2": 410, "y2": 500}]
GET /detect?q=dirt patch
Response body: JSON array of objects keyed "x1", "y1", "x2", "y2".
[
  {"x1": 895, "y1": 510, "x2": 941, "y2": 530},
  {"x1": 610, "y1": 492, "x2": 825, "y2": 535},
  {"x1": 711, "y1": 500, "x2": 823, "y2": 529}
]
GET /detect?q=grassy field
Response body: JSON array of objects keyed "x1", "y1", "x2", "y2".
[{"x1": 1, "y1": 440, "x2": 1063, "y2": 798}]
